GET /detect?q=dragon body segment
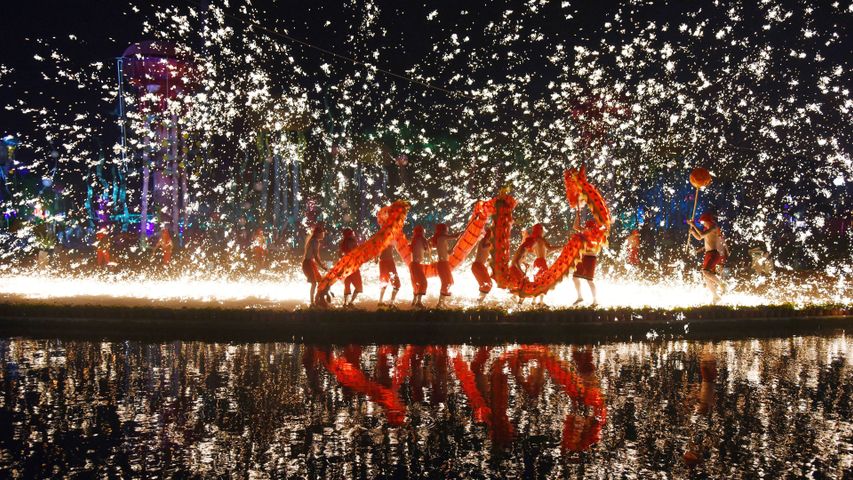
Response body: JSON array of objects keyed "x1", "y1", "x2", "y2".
[
  {"x1": 491, "y1": 167, "x2": 611, "y2": 297},
  {"x1": 315, "y1": 200, "x2": 409, "y2": 299},
  {"x1": 314, "y1": 167, "x2": 610, "y2": 304},
  {"x1": 392, "y1": 199, "x2": 496, "y2": 278}
]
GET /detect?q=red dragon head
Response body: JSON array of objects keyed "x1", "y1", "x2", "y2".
[{"x1": 564, "y1": 166, "x2": 587, "y2": 208}]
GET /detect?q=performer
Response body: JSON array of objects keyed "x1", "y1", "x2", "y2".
[
  {"x1": 339, "y1": 228, "x2": 363, "y2": 307},
  {"x1": 303, "y1": 222, "x2": 328, "y2": 307},
  {"x1": 689, "y1": 212, "x2": 727, "y2": 304},
  {"x1": 716, "y1": 225, "x2": 730, "y2": 284},
  {"x1": 431, "y1": 223, "x2": 460, "y2": 308},
  {"x1": 683, "y1": 350, "x2": 718, "y2": 467},
  {"x1": 252, "y1": 227, "x2": 267, "y2": 266},
  {"x1": 153, "y1": 227, "x2": 173, "y2": 265},
  {"x1": 572, "y1": 217, "x2": 603, "y2": 307},
  {"x1": 409, "y1": 225, "x2": 430, "y2": 308},
  {"x1": 626, "y1": 229, "x2": 640, "y2": 267},
  {"x1": 377, "y1": 245, "x2": 400, "y2": 308},
  {"x1": 95, "y1": 226, "x2": 111, "y2": 268},
  {"x1": 510, "y1": 228, "x2": 530, "y2": 278},
  {"x1": 749, "y1": 244, "x2": 772, "y2": 275},
  {"x1": 471, "y1": 228, "x2": 493, "y2": 304},
  {"x1": 512, "y1": 223, "x2": 559, "y2": 305}
]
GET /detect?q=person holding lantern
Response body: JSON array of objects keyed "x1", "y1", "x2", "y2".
[
  {"x1": 431, "y1": 223, "x2": 460, "y2": 308},
  {"x1": 689, "y1": 212, "x2": 727, "y2": 304},
  {"x1": 684, "y1": 167, "x2": 727, "y2": 304},
  {"x1": 339, "y1": 228, "x2": 363, "y2": 307},
  {"x1": 303, "y1": 223, "x2": 329, "y2": 307}
]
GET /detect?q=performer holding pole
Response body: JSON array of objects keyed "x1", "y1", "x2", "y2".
[
  {"x1": 689, "y1": 212, "x2": 727, "y2": 304},
  {"x1": 471, "y1": 228, "x2": 494, "y2": 304},
  {"x1": 572, "y1": 214, "x2": 603, "y2": 307},
  {"x1": 377, "y1": 245, "x2": 401, "y2": 308},
  {"x1": 685, "y1": 167, "x2": 726, "y2": 304},
  {"x1": 303, "y1": 222, "x2": 328, "y2": 307},
  {"x1": 339, "y1": 228, "x2": 363, "y2": 307},
  {"x1": 432, "y1": 223, "x2": 460, "y2": 308},
  {"x1": 409, "y1": 225, "x2": 430, "y2": 309},
  {"x1": 512, "y1": 223, "x2": 560, "y2": 306}
]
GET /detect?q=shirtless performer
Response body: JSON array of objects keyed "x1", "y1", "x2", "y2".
[
  {"x1": 512, "y1": 223, "x2": 560, "y2": 306},
  {"x1": 471, "y1": 228, "x2": 493, "y2": 304},
  {"x1": 572, "y1": 217, "x2": 603, "y2": 307},
  {"x1": 153, "y1": 227, "x2": 173, "y2": 265},
  {"x1": 339, "y1": 228, "x2": 362, "y2": 307},
  {"x1": 689, "y1": 212, "x2": 727, "y2": 304},
  {"x1": 432, "y1": 223, "x2": 461, "y2": 308},
  {"x1": 302, "y1": 223, "x2": 329, "y2": 307},
  {"x1": 377, "y1": 245, "x2": 400, "y2": 308},
  {"x1": 95, "y1": 226, "x2": 111, "y2": 268},
  {"x1": 626, "y1": 229, "x2": 640, "y2": 267},
  {"x1": 409, "y1": 225, "x2": 430, "y2": 308}
]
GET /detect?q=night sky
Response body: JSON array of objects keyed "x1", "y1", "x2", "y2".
[{"x1": 9, "y1": 1, "x2": 842, "y2": 140}]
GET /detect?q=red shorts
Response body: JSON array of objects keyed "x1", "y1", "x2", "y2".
[
  {"x1": 702, "y1": 250, "x2": 723, "y2": 272},
  {"x1": 302, "y1": 258, "x2": 321, "y2": 283},
  {"x1": 96, "y1": 250, "x2": 110, "y2": 266},
  {"x1": 437, "y1": 260, "x2": 454, "y2": 296},
  {"x1": 573, "y1": 255, "x2": 597, "y2": 280},
  {"x1": 471, "y1": 261, "x2": 492, "y2": 293},
  {"x1": 533, "y1": 257, "x2": 548, "y2": 278},
  {"x1": 409, "y1": 262, "x2": 427, "y2": 295},
  {"x1": 379, "y1": 258, "x2": 401, "y2": 289},
  {"x1": 344, "y1": 269, "x2": 363, "y2": 295}
]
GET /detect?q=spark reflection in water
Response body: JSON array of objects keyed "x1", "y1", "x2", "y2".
[{"x1": 0, "y1": 335, "x2": 851, "y2": 478}]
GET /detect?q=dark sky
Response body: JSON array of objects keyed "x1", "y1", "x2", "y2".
[
  {"x1": 1, "y1": 1, "x2": 132, "y2": 135},
  {"x1": 0, "y1": 0, "x2": 618, "y2": 136},
  {"x1": 1, "y1": 1, "x2": 846, "y2": 145}
]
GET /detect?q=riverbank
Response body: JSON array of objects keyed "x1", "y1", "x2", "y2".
[{"x1": 0, "y1": 297, "x2": 849, "y2": 344}]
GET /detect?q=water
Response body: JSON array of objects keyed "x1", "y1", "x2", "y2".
[{"x1": 0, "y1": 334, "x2": 851, "y2": 479}]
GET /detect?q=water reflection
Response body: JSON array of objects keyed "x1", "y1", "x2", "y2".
[{"x1": 0, "y1": 335, "x2": 850, "y2": 478}]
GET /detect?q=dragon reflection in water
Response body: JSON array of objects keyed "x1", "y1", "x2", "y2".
[{"x1": 0, "y1": 336, "x2": 851, "y2": 478}]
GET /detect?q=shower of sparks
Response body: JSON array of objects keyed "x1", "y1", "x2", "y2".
[
  {"x1": 0, "y1": 268, "x2": 847, "y2": 310},
  {"x1": 0, "y1": 1, "x2": 850, "y2": 307}
]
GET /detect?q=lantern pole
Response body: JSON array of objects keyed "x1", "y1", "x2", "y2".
[{"x1": 686, "y1": 186, "x2": 700, "y2": 248}]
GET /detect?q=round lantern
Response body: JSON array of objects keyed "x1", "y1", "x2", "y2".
[{"x1": 689, "y1": 167, "x2": 712, "y2": 189}]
